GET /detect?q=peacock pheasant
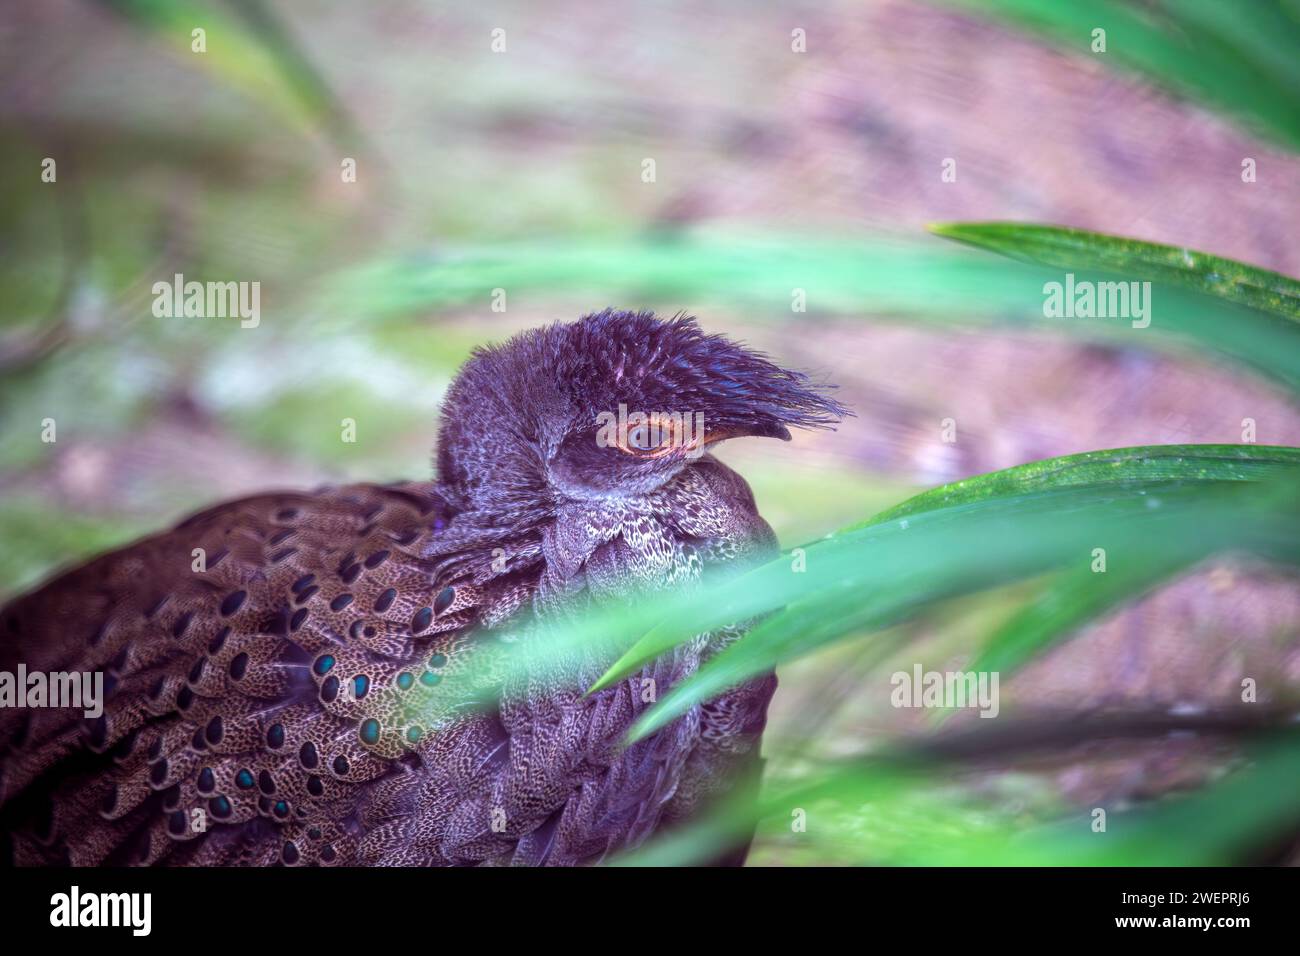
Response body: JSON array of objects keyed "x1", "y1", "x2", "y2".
[{"x1": 0, "y1": 309, "x2": 845, "y2": 866}]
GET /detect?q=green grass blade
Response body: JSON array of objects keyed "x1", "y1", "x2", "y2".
[
  {"x1": 327, "y1": 234, "x2": 1052, "y2": 319},
  {"x1": 621, "y1": 728, "x2": 1300, "y2": 866},
  {"x1": 597, "y1": 445, "x2": 1300, "y2": 692},
  {"x1": 589, "y1": 447, "x2": 1300, "y2": 740},
  {"x1": 865, "y1": 443, "x2": 1300, "y2": 527},
  {"x1": 929, "y1": 222, "x2": 1300, "y2": 324},
  {"x1": 98, "y1": 0, "x2": 350, "y2": 140},
  {"x1": 334, "y1": 230, "x2": 1300, "y2": 393},
  {"x1": 930, "y1": 222, "x2": 1300, "y2": 391},
  {"x1": 940, "y1": 0, "x2": 1300, "y2": 151}
]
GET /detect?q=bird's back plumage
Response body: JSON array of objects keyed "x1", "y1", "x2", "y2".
[{"x1": 1, "y1": 465, "x2": 777, "y2": 865}]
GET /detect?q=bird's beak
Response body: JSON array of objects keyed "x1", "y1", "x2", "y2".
[{"x1": 703, "y1": 421, "x2": 793, "y2": 444}]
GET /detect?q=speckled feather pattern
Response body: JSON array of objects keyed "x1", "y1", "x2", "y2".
[{"x1": 0, "y1": 310, "x2": 844, "y2": 866}]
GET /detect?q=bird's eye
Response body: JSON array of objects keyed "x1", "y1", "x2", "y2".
[
  {"x1": 627, "y1": 425, "x2": 656, "y2": 451},
  {"x1": 614, "y1": 413, "x2": 682, "y2": 458}
]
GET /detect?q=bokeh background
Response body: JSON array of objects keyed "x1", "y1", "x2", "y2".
[{"x1": 2, "y1": 0, "x2": 1299, "y2": 864}]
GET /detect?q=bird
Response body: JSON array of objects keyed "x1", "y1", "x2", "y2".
[{"x1": 0, "y1": 309, "x2": 846, "y2": 866}]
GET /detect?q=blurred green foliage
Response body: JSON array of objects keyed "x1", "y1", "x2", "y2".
[{"x1": 943, "y1": 0, "x2": 1300, "y2": 150}]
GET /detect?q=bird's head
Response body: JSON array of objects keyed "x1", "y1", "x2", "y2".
[{"x1": 435, "y1": 309, "x2": 848, "y2": 511}]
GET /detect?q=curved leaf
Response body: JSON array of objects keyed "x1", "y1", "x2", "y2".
[
  {"x1": 599, "y1": 448, "x2": 1300, "y2": 741},
  {"x1": 865, "y1": 443, "x2": 1300, "y2": 527},
  {"x1": 938, "y1": 0, "x2": 1300, "y2": 151},
  {"x1": 929, "y1": 222, "x2": 1300, "y2": 324}
]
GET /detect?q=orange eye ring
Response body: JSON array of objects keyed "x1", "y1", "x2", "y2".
[{"x1": 614, "y1": 413, "x2": 694, "y2": 458}]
